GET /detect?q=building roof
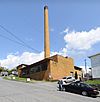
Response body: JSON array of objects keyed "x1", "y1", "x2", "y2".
[
  {"x1": 74, "y1": 66, "x2": 82, "y2": 71},
  {"x1": 88, "y1": 53, "x2": 100, "y2": 58},
  {"x1": 17, "y1": 54, "x2": 69, "y2": 70},
  {"x1": 16, "y1": 64, "x2": 28, "y2": 69}
]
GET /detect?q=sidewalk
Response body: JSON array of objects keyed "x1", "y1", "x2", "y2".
[
  {"x1": 97, "y1": 91, "x2": 100, "y2": 98},
  {"x1": 0, "y1": 77, "x2": 2, "y2": 80}
]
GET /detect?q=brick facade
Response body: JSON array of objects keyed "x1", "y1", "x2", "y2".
[{"x1": 18, "y1": 55, "x2": 76, "y2": 80}]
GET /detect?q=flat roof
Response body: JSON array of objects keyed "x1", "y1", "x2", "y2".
[
  {"x1": 18, "y1": 55, "x2": 58, "y2": 70},
  {"x1": 17, "y1": 54, "x2": 71, "y2": 70},
  {"x1": 88, "y1": 53, "x2": 100, "y2": 58}
]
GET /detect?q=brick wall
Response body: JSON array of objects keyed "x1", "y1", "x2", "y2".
[{"x1": 49, "y1": 55, "x2": 74, "y2": 80}]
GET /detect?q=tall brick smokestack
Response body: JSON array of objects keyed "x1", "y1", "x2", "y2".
[{"x1": 44, "y1": 5, "x2": 50, "y2": 58}]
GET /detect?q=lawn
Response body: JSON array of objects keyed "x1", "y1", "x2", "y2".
[
  {"x1": 85, "y1": 80, "x2": 100, "y2": 85},
  {"x1": 3, "y1": 76, "x2": 35, "y2": 83}
]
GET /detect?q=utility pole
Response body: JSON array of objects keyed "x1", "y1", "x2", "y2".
[{"x1": 84, "y1": 59, "x2": 87, "y2": 74}]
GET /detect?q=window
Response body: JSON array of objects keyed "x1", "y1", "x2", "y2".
[
  {"x1": 30, "y1": 62, "x2": 47, "y2": 73},
  {"x1": 80, "y1": 83, "x2": 91, "y2": 88},
  {"x1": 67, "y1": 77, "x2": 72, "y2": 79},
  {"x1": 22, "y1": 70, "x2": 27, "y2": 75},
  {"x1": 30, "y1": 66, "x2": 40, "y2": 73},
  {"x1": 41, "y1": 63, "x2": 47, "y2": 71},
  {"x1": 63, "y1": 77, "x2": 66, "y2": 79}
]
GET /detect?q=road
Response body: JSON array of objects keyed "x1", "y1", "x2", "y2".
[{"x1": 0, "y1": 78, "x2": 100, "y2": 102}]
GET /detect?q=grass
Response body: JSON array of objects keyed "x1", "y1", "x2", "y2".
[
  {"x1": 3, "y1": 76, "x2": 58, "y2": 83},
  {"x1": 13, "y1": 77, "x2": 27, "y2": 82},
  {"x1": 85, "y1": 80, "x2": 100, "y2": 85},
  {"x1": 3, "y1": 76, "x2": 11, "y2": 80},
  {"x1": 3, "y1": 76, "x2": 36, "y2": 83}
]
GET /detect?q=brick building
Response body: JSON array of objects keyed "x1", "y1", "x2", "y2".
[
  {"x1": 17, "y1": 55, "x2": 74, "y2": 80},
  {"x1": 17, "y1": 6, "x2": 82, "y2": 81}
]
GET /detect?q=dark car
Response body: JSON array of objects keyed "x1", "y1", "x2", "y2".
[{"x1": 63, "y1": 81, "x2": 99, "y2": 97}]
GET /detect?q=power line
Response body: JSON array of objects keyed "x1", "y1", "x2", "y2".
[
  {"x1": 0, "y1": 34, "x2": 31, "y2": 49},
  {"x1": 0, "y1": 24, "x2": 40, "y2": 53}
]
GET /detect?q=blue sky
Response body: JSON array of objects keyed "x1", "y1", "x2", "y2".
[{"x1": 0, "y1": 0, "x2": 100, "y2": 69}]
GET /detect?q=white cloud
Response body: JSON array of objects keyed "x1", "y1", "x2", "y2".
[
  {"x1": 63, "y1": 28, "x2": 69, "y2": 33},
  {"x1": 1, "y1": 27, "x2": 100, "y2": 70},
  {"x1": 50, "y1": 48, "x2": 67, "y2": 57},
  {"x1": 64, "y1": 27, "x2": 100, "y2": 50},
  {"x1": 60, "y1": 28, "x2": 69, "y2": 34},
  {"x1": 0, "y1": 50, "x2": 66, "y2": 69},
  {"x1": 0, "y1": 52, "x2": 44, "y2": 69},
  {"x1": 0, "y1": 50, "x2": 68, "y2": 69}
]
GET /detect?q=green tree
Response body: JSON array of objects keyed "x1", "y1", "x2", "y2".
[{"x1": 0, "y1": 67, "x2": 4, "y2": 73}]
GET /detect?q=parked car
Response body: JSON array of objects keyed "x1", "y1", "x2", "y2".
[
  {"x1": 59, "y1": 76, "x2": 75, "y2": 85},
  {"x1": 63, "y1": 81, "x2": 99, "y2": 97},
  {"x1": 1, "y1": 72, "x2": 8, "y2": 76}
]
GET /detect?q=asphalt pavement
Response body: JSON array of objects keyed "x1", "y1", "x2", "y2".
[{"x1": 0, "y1": 78, "x2": 100, "y2": 102}]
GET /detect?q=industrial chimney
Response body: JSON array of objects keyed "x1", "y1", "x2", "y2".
[{"x1": 44, "y1": 5, "x2": 50, "y2": 58}]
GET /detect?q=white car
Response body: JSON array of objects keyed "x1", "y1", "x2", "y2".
[{"x1": 59, "y1": 76, "x2": 75, "y2": 85}]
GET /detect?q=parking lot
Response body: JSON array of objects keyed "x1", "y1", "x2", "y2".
[{"x1": 0, "y1": 78, "x2": 100, "y2": 102}]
